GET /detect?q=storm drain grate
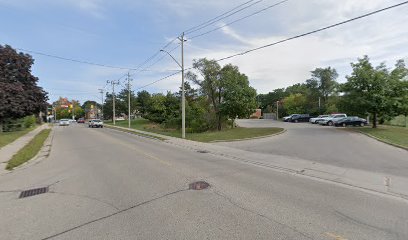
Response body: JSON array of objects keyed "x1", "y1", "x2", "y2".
[
  {"x1": 19, "y1": 187, "x2": 49, "y2": 199},
  {"x1": 189, "y1": 181, "x2": 210, "y2": 190},
  {"x1": 197, "y1": 150, "x2": 209, "y2": 153}
]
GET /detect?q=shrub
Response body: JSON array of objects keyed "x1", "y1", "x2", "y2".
[{"x1": 23, "y1": 115, "x2": 36, "y2": 128}]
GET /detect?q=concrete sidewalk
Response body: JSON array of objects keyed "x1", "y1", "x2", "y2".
[
  {"x1": 0, "y1": 124, "x2": 48, "y2": 163},
  {"x1": 106, "y1": 124, "x2": 408, "y2": 201}
]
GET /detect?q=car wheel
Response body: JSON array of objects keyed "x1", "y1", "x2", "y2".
[
  {"x1": 295, "y1": 119, "x2": 298, "y2": 123},
  {"x1": 101, "y1": 126, "x2": 103, "y2": 128},
  {"x1": 360, "y1": 122, "x2": 364, "y2": 127},
  {"x1": 342, "y1": 123, "x2": 346, "y2": 127},
  {"x1": 328, "y1": 121, "x2": 333, "y2": 126}
]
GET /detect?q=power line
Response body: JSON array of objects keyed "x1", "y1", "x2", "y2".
[
  {"x1": 14, "y1": 48, "x2": 140, "y2": 71},
  {"x1": 213, "y1": 1, "x2": 408, "y2": 62},
  {"x1": 185, "y1": 0, "x2": 264, "y2": 35},
  {"x1": 136, "y1": 1, "x2": 408, "y2": 90},
  {"x1": 107, "y1": 0, "x2": 269, "y2": 85},
  {"x1": 135, "y1": 71, "x2": 181, "y2": 91},
  {"x1": 189, "y1": 0, "x2": 290, "y2": 39}
]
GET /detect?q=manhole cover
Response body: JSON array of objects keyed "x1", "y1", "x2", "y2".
[
  {"x1": 197, "y1": 150, "x2": 209, "y2": 153},
  {"x1": 19, "y1": 187, "x2": 49, "y2": 199},
  {"x1": 189, "y1": 181, "x2": 210, "y2": 190}
]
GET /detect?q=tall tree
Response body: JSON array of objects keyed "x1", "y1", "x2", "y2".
[
  {"x1": 187, "y1": 59, "x2": 257, "y2": 130},
  {"x1": 309, "y1": 67, "x2": 338, "y2": 103},
  {"x1": 282, "y1": 93, "x2": 307, "y2": 114},
  {"x1": 340, "y1": 56, "x2": 390, "y2": 128},
  {"x1": 0, "y1": 45, "x2": 48, "y2": 122},
  {"x1": 220, "y1": 64, "x2": 257, "y2": 127},
  {"x1": 389, "y1": 60, "x2": 408, "y2": 126},
  {"x1": 187, "y1": 58, "x2": 223, "y2": 130},
  {"x1": 136, "y1": 90, "x2": 151, "y2": 116}
]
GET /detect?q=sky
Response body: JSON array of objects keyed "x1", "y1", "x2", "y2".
[{"x1": 1, "y1": 0, "x2": 407, "y2": 104}]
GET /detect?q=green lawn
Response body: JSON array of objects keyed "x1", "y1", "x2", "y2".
[
  {"x1": 6, "y1": 129, "x2": 51, "y2": 170},
  {"x1": 106, "y1": 119, "x2": 284, "y2": 142},
  {"x1": 355, "y1": 125, "x2": 408, "y2": 148},
  {"x1": 0, "y1": 125, "x2": 37, "y2": 149}
]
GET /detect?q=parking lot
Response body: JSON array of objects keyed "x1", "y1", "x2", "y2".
[{"x1": 216, "y1": 119, "x2": 408, "y2": 178}]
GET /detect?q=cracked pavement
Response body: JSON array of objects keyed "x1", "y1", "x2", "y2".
[{"x1": 0, "y1": 123, "x2": 407, "y2": 239}]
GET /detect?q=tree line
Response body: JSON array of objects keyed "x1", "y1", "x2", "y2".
[
  {"x1": 258, "y1": 56, "x2": 408, "y2": 128},
  {"x1": 103, "y1": 58, "x2": 257, "y2": 132}
]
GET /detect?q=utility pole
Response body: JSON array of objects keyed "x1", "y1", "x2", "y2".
[
  {"x1": 107, "y1": 80, "x2": 119, "y2": 125},
  {"x1": 179, "y1": 32, "x2": 186, "y2": 139},
  {"x1": 276, "y1": 101, "x2": 279, "y2": 120},
  {"x1": 127, "y1": 72, "x2": 133, "y2": 129},
  {"x1": 98, "y1": 89, "x2": 104, "y2": 120},
  {"x1": 160, "y1": 33, "x2": 187, "y2": 138},
  {"x1": 318, "y1": 97, "x2": 321, "y2": 114}
]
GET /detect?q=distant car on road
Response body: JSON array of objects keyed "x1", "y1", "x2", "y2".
[
  {"x1": 309, "y1": 115, "x2": 330, "y2": 124},
  {"x1": 287, "y1": 114, "x2": 310, "y2": 123},
  {"x1": 334, "y1": 116, "x2": 367, "y2": 127},
  {"x1": 88, "y1": 119, "x2": 103, "y2": 128},
  {"x1": 319, "y1": 114, "x2": 347, "y2": 126},
  {"x1": 77, "y1": 118, "x2": 85, "y2": 123},
  {"x1": 59, "y1": 119, "x2": 70, "y2": 126}
]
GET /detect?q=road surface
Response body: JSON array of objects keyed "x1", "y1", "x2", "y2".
[
  {"x1": 219, "y1": 119, "x2": 408, "y2": 177},
  {"x1": 0, "y1": 123, "x2": 407, "y2": 240}
]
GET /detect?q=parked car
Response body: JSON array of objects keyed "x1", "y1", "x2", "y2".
[
  {"x1": 319, "y1": 114, "x2": 347, "y2": 126},
  {"x1": 309, "y1": 115, "x2": 330, "y2": 124},
  {"x1": 59, "y1": 119, "x2": 70, "y2": 126},
  {"x1": 77, "y1": 118, "x2": 85, "y2": 123},
  {"x1": 283, "y1": 114, "x2": 298, "y2": 122},
  {"x1": 287, "y1": 114, "x2": 310, "y2": 123},
  {"x1": 88, "y1": 119, "x2": 103, "y2": 128},
  {"x1": 334, "y1": 116, "x2": 367, "y2": 127}
]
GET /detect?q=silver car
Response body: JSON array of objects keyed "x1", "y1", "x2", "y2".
[
  {"x1": 309, "y1": 115, "x2": 329, "y2": 124},
  {"x1": 88, "y1": 119, "x2": 104, "y2": 128},
  {"x1": 59, "y1": 119, "x2": 70, "y2": 126}
]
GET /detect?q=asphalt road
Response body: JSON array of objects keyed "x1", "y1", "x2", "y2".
[
  {"x1": 0, "y1": 123, "x2": 407, "y2": 240},
  {"x1": 218, "y1": 119, "x2": 408, "y2": 178}
]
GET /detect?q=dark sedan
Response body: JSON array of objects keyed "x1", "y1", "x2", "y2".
[
  {"x1": 334, "y1": 116, "x2": 367, "y2": 127},
  {"x1": 287, "y1": 114, "x2": 310, "y2": 123}
]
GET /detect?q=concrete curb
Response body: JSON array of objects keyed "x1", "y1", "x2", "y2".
[{"x1": 209, "y1": 128, "x2": 286, "y2": 143}]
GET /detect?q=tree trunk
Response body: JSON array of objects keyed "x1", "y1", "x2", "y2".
[
  {"x1": 372, "y1": 112, "x2": 377, "y2": 128},
  {"x1": 217, "y1": 112, "x2": 222, "y2": 131}
]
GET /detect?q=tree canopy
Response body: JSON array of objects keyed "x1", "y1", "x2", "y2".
[{"x1": 0, "y1": 45, "x2": 48, "y2": 122}]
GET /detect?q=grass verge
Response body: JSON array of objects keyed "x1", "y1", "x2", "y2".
[
  {"x1": 351, "y1": 125, "x2": 408, "y2": 149},
  {"x1": 104, "y1": 124, "x2": 166, "y2": 141},
  {"x1": 6, "y1": 129, "x2": 51, "y2": 170},
  {"x1": 106, "y1": 119, "x2": 284, "y2": 142},
  {"x1": 0, "y1": 125, "x2": 37, "y2": 149}
]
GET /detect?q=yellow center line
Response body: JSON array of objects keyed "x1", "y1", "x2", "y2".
[{"x1": 325, "y1": 232, "x2": 348, "y2": 240}]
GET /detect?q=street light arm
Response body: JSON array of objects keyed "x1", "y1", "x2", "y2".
[{"x1": 160, "y1": 49, "x2": 182, "y2": 69}]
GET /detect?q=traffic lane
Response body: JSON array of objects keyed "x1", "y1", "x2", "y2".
[
  {"x1": 0, "y1": 124, "x2": 190, "y2": 240},
  {"x1": 222, "y1": 119, "x2": 408, "y2": 178},
  {"x1": 56, "y1": 125, "x2": 408, "y2": 240},
  {"x1": 1, "y1": 124, "x2": 407, "y2": 239}
]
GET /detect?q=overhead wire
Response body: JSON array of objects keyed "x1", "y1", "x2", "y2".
[
  {"x1": 14, "y1": 48, "x2": 140, "y2": 71},
  {"x1": 185, "y1": 0, "x2": 263, "y2": 34},
  {"x1": 213, "y1": 0, "x2": 408, "y2": 62},
  {"x1": 135, "y1": 1, "x2": 408, "y2": 90},
  {"x1": 189, "y1": 0, "x2": 290, "y2": 39}
]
